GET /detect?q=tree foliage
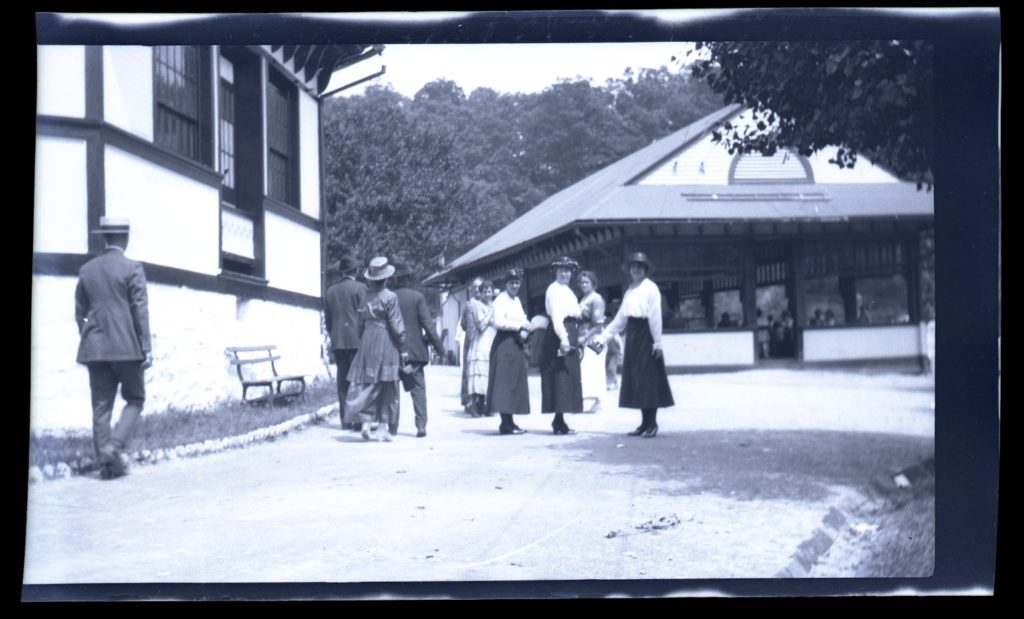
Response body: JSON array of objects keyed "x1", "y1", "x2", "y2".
[
  {"x1": 323, "y1": 68, "x2": 723, "y2": 282},
  {"x1": 689, "y1": 41, "x2": 933, "y2": 189}
]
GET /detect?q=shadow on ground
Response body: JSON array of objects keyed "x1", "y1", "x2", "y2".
[{"x1": 553, "y1": 430, "x2": 934, "y2": 503}]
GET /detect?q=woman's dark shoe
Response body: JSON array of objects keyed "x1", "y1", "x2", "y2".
[
  {"x1": 627, "y1": 426, "x2": 647, "y2": 436},
  {"x1": 500, "y1": 427, "x2": 527, "y2": 435},
  {"x1": 641, "y1": 425, "x2": 659, "y2": 438}
]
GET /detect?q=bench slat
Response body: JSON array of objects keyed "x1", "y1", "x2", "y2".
[
  {"x1": 226, "y1": 345, "x2": 279, "y2": 352},
  {"x1": 229, "y1": 356, "x2": 282, "y2": 365}
]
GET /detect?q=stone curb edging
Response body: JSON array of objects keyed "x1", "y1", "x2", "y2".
[
  {"x1": 776, "y1": 456, "x2": 935, "y2": 577},
  {"x1": 28, "y1": 403, "x2": 341, "y2": 484}
]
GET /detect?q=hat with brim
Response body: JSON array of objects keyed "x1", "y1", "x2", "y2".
[
  {"x1": 392, "y1": 264, "x2": 414, "y2": 282},
  {"x1": 337, "y1": 254, "x2": 361, "y2": 274},
  {"x1": 91, "y1": 216, "x2": 131, "y2": 235},
  {"x1": 621, "y1": 252, "x2": 654, "y2": 274},
  {"x1": 498, "y1": 267, "x2": 524, "y2": 284},
  {"x1": 551, "y1": 256, "x2": 580, "y2": 271},
  {"x1": 364, "y1": 256, "x2": 396, "y2": 281}
]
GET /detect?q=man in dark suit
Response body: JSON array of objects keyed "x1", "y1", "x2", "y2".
[
  {"x1": 393, "y1": 266, "x2": 445, "y2": 438},
  {"x1": 324, "y1": 254, "x2": 366, "y2": 430},
  {"x1": 75, "y1": 217, "x2": 153, "y2": 480}
]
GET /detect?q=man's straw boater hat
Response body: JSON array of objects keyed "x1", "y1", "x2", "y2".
[
  {"x1": 91, "y1": 217, "x2": 131, "y2": 235},
  {"x1": 364, "y1": 256, "x2": 396, "y2": 281}
]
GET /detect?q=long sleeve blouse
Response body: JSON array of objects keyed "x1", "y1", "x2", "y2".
[
  {"x1": 545, "y1": 281, "x2": 582, "y2": 347},
  {"x1": 600, "y1": 277, "x2": 664, "y2": 350},
  {"x1": 492, "y1": 291, "x2": 530, "y2": 331}
]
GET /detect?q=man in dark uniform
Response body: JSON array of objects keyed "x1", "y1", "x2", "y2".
[
  {"x1": 75, "y1": 217, "x2": 153, "y2": 479},
  {"x1": 324, "y1": 254, "x2": 366, "y2": 430},
  {"x1": 393, "y1": 266, "x2": 445, "y2": 438}
]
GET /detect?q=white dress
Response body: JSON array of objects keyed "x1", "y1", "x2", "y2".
[{"x1": 578, "y1": 291, "x2": 607, "y2": 404}]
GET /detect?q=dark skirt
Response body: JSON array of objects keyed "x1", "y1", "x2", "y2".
[
  {"x1": 486, "y1": 330, "x2": 531, "y2": 415},
  {"x1": 620, "y1": 318, "x2": 675, "y2": 409},
  {"x1": 538, "y1": 317, "x2": 583, "y2": 413}
]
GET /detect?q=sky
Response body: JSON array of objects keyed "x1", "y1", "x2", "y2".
[{"x1": 325, "y1": 42, "x2": 696, "y2": 99}]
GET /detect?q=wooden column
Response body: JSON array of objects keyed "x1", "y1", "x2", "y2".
[
  {"x1": 838, "y1": 275, "x2": 858, "y2": 325},
  {"x1": 701, "y1": 279, "x2": 715, "y2": 329},
  {"x1": 741, "y1": 241, "x2": 757, "y2": 328},
  {"x1": 787, "y1": 240, "x2": 807, "y2": 360},
  {"x1": 904, "y1": 232, "x2": 922, "y2": 323}
]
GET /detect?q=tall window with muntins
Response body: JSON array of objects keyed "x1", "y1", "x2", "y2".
[
  {"x1": 154, "y1": 46, "x2": 210, "y2": 164},
  {"x1": 266, "y1": 70, "x2": 297, "y2": 206},
  {"x1": 218, "y1": 59, "x2": 237, "y2": 205}
]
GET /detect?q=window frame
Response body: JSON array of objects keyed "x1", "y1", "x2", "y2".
[
  {"x1": 152, "y1": 45, "x2": 213, "y2": 166},
  {"x1": 265, "y1": 67, "x2": 300, "y2": 208}
]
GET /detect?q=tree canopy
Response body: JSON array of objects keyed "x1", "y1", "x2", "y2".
[
  {"x1": 324, "y1": 67, "x2": 723, "y2": 283},
  {"x1": 688, "y1": 40, "x2": 933, "y2": 189}
]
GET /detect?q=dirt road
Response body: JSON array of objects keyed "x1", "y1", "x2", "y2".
[{"x1": 23, "y1": 367, "x2": 934, "y2": 586}]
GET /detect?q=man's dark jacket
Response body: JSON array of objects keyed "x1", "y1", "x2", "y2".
[
  {"x1": 75, "y1": 248, "x2": 152, "y2": 363},
  {"x1": 324, "y1": 277, "x2": 367, "y2": 351},
  {"x1": 395, "y1": 287, "x2": 444, "y2": 363}
]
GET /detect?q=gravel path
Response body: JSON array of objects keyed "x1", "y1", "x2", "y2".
[{"x1": 23, "y1": 366, "x2": 934, "y2": 585}]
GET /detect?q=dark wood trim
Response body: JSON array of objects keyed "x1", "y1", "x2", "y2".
[
  {"x1": 84, "y1": 46, "x2": 103, "y2": 120},
  {"x1": 666, "y1": 355, "x2": 926, "y2": 375},
  {"x1": 33, "y1": 252, "x2": 321, "y2": 310},
  {"x1": 802, "y1": 322, "x2": 922, "y2": 331},
  {"x1": 663, "y1": 326, "x2": 755, "y2": 335},
  {"x1": 263, "y1": 197, "x2": 321, "y2": 230},
  {"x1": 37, "y1": 116, "x2": 222, "y2": 189},
  {"x1": 86, "y1": 134, "x2": 105, "y2": 254},
  {"x1": 103, "y1": 120, "x2": 222, "y2": 189}
]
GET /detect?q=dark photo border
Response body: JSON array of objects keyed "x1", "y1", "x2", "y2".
[{"x1": 22, "y1": 8, "x2": 1000, "y2": 600}]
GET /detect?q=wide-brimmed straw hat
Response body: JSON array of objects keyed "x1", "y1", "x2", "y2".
[
  {"x1": 364, "y1": 256, "x2": 396, "y2": 281},
  {"x1": 550, "y1": 256, "x2": 580, "y2": 271},
  {"x1": 621, "y1": 252, "x2": 654, "y2": 274},
  {"x1": 91, "y1": 216, "x2": 131, "y2": 235}
]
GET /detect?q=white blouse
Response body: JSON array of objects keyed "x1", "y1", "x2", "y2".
[
  {"x1": 492, "y1": 291, "x2": 530, "y2": 331},
  {"x1": 601, "y1": 277, "x2": 664, "y2": 350},
  {"x1": 545, "y1": 281, "x2": 582, "y2": 346}
]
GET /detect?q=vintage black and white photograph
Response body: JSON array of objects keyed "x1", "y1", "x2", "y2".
[{"x1": 25, "y1": 10, "x2": 999, "y2": 600}]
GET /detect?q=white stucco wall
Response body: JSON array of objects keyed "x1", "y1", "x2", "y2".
[
  {"x1": 103, "y1": 46, "x2": 154, "y2": 142},
  {"x1": 298, "y1": 91, "x2": 321, "y2": 220},
  {"x1": 34, "y1": 137, "x2": 89, "y2": 255},
  {"x1": 662, "y1": 331, "x2": 757, "y2": 366},
  {"x1": 30, "y1": 275, "x2": 326, "y2": 433},
  {"x1": 37, "y1": 46, "x2": 86, "y2": 118},
  {"x1": 803, "y1": 325, "x2": 922, "y2": 362},
  {"x1": 104, "y1": 145, "x2": 220, "y2": 275},
  {"x1": 264, "y1": 212, "x2": 321, "y2": 297}
]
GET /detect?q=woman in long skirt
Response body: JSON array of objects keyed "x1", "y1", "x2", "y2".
[
  {"x1": 577, "y1": 269, "x2": 607, "y2": 413},
  {"x1": 460, "y1": 279, "x2": 484, "y2": 413},
  {"x1": 466, "y1": 280, "x2": 496, "y2": 416},
  {"x1": 344, "y1": 256, "x2": 407, "y2": 442},
  {"x1": 593, "y1": 252, "x2": 674, "y2": 437},
  {"x1": 539, "y1": 257, "x2": 583, "y2": 435},
  {"x1": 486, "y1": 268, "x2": 532, "y2": 434}
]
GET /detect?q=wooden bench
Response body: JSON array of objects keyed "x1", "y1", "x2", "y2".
[{"x1": 225, "y1": 345, "x2": 307, "y2": 404}]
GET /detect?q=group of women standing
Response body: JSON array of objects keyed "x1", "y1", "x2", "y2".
[
  {"x1": 342, "y1": 252, "x2": 675, "y2": 440},
  {"x1": 479, "y1": 252, "x2": 674, "y2": 437}
]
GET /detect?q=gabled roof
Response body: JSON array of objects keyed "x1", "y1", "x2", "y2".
[
  {"x1": 437, "y1": 104, "x2": 934, "y2": 280},
  {"x1": 444, "y1": 104, "x2": 742, "y2": 273}
]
